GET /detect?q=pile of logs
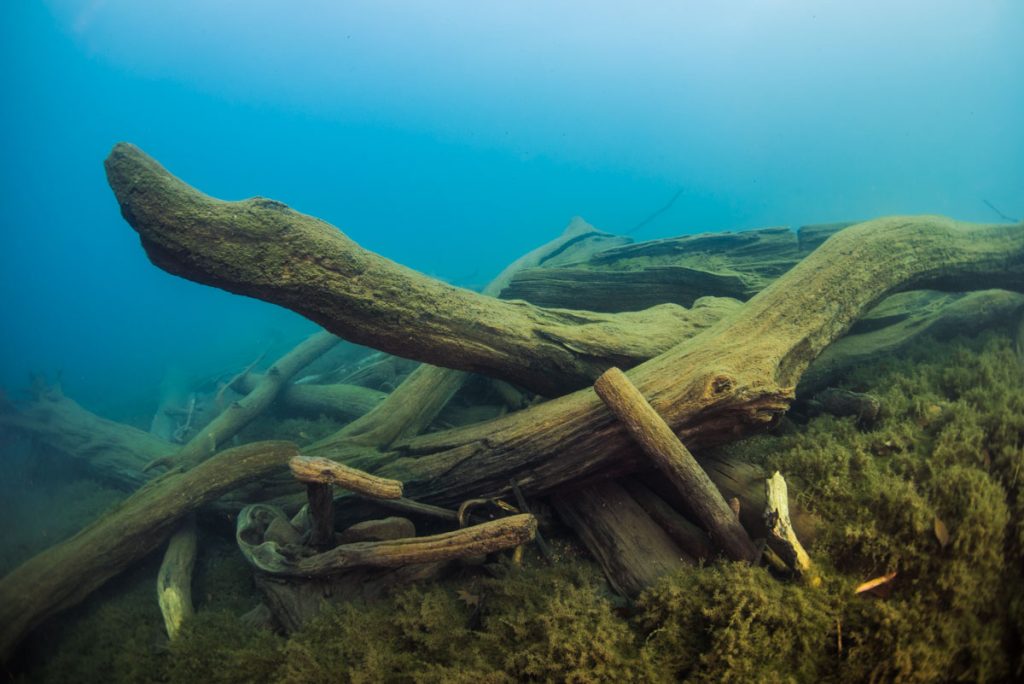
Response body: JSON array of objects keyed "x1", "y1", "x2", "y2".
[{"x1": 0, "y1": 142, "x2": 1021, "y2": 662}]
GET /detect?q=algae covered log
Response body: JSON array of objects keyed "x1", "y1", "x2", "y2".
[
  {"x1": 105, "y1": 143, "x2": 734, "y2": 396},
  {"x1": 0, "y1": 440, "x2": 299, "y2": 662},
  {"x1": 105, "y1": 143, "x2": 1023, "y2": 551},
  {"x1": 593, "y1": 366, "x2": 758, "y2": 562},
  {"x1": 553, "y1": 480, "x2": 693, "y2": 596},
  {"x1": 232, "y1": 372, "x2": 387, "y2": 421},
  {"x1": 0, "y1": 389, "x2": 172, "y2": 488}
]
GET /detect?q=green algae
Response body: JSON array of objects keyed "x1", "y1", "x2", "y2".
[{"x1": 20, "y1": 331, "x2": 1024, "y2": 682}]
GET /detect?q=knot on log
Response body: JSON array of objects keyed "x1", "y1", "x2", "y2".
[{"x1": 709, "y1": 374, "x2": 736, "y2": 396}]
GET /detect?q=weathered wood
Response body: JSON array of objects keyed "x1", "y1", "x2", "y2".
[
  {"x1": 156, "y1": 515, "x2": 198, "y2": 640},
  {"x1": 331, "y1": 364, "x2": 470, "y2": 448},
  {"x1": 0, "y1": 389, "x2": 171, "y2": 488},
  {"x1": 105, "y1": 144, "x2": 1024, "y2": 519},
  {"x1": 764, "y1": 471, "x2": 817, "y2": 584},
  {"x1": 499, "y1": 227, "x2": 799, "y2": 311},
  {"x1": 796, "y1": 221, "x2": 858, "y2": 253},
  {"x1": 310, "y1": 214, "x2": 1024, "y2": 516},
  {"x1": 620, "y1": 477, "x2": 713, "y2": 562},
  {"x1": 105, "y1": 143, "x2": 745, "y2": 395},
  {"x1": 305, "y1": 483, "x2": 335, "y2": 550},
  {"x1": 552, "y1": 480, "x2": 692, "y2": 597},
  {"x1": 593, "y1": 367, "x2": 758, "y2": 562},
  {"x1": 288, "y1": 455, "x2": 402, "y2": 499},
  {"x1": 237, "y1": 504, "x2": 535, "y2": 577},
  {"x1": 99, "y1": 144, "x2": 1019, "y2": 505},
  {"x1": 232, "y1": 373, "x2": 387, "y2": 421},
  {"x1": 0, "y1": 440, "x2": 299, "y2": 662}
]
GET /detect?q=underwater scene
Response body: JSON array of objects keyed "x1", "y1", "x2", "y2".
[{"x1": 2, "y1": 2, "x2": 1024, "y2": 682}]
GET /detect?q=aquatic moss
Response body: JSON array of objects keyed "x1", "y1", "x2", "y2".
[
  {"x1": 723, "y1": 331, "x2": 1024, "y2": 681},
  {"x1": 20, "y1": 331, "x2": 1024, "y2": 682},
  {"x1": 31, "y1": 557, "x2": 166, "y2": 684},
  {"x1": 636, "y1": 563, "x2": 836, "y2": 683}
]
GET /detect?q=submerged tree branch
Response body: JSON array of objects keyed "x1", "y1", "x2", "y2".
[{"x1": 105, "y1": 143, "x2": 733, "y2": 396}]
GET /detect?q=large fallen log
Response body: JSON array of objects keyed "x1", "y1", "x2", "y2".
[
  {"x1": 105, "y1": 143, "x2": 739, "y2": 396},
  {"x1": 552, "y1": 480, "x2": 692, "y2": 597},
  {"x1": 0, "y1": 440, "x2": 299, "y2": 662},
  {"x1": 499, "y1": 226, "x2": 801, "y2": 311},
  {"x1": 0, "y1": 388, "x2": 172, "y2": 488}
]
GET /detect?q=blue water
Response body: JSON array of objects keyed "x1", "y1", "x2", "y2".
[{"x1": 2, "y1": 1, "x2": 1022, "y2": 421}]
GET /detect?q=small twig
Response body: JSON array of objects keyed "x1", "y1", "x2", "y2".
[
  {"x1": 510, "y1": 479, "x2": 554, "y2": 563},
  {"x1": 626, "y1": 188, "x2": 685, "y2": 235},
  {"x1": 983, "y1": 199, "x2": 1019, "y2": 223},
  {"x1": 219, "y1": 351, "x2": 268, "y2": 408}
]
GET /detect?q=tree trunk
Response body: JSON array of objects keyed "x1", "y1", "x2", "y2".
[
  {"x1": 232, "y1": 373, "x2": 387, "y2": 421},
  {"x1": 552, "y1": 480, "x2": 692, "y2": 597},
  {"x1": 104, "y1": 143, "x2": 742, "y2": 395},
  {"x1": 0, "y1": 389, "x2": 171, "y2": 488}
]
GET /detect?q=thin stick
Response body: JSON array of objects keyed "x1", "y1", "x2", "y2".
[{"x1": 510, "y1": 479, "x2": 554, "y2": 563}]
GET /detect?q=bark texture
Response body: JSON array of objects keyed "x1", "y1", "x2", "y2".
[
  {"x1": 105, "y1": 143, "x2": 741, "y2": 395},
  {"x1": 593, "y1": 367, "x2": 758, "y2": 562}
]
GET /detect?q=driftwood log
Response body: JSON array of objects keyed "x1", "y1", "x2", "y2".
[
  {"x1": 593, "y1": 367, "x2": 758, "y2": 561},
  {"x1": 499, "y1": 226, "x2": 801, "y2": 311},
  {"x1": 105, "y1": 143, "x2": 739, "y2": 396},
  {"x1": 0, "y1": 388, "x2": 171, "y2": 488},
  {"x1": 288, "y1": 455, "x2": 403, "y2": 499},
  {"x1": 236, "y1": 504, "x2": 535, "y2": 577},
  {"x1": 0, "y1": 440, "x2": 299, "y2": 661},
  {"x1": 232, "y1": 372, "x2": 387, "y2": 421},
  {"x1": 552, "y1": 480, "x2": 692, "y2": 596},
  {"x1": 619, "y1": 477, "x2": 713, "y2": 562}
]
